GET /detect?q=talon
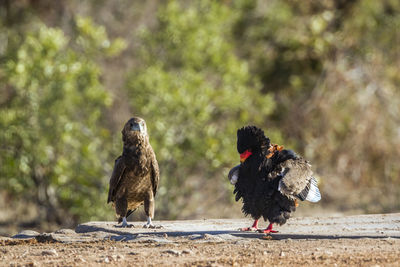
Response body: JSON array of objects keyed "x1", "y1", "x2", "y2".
[
  {"x1": 258, "y1": 223, "x2": 278, "y2": 234},
  {"x1": 143, "y1": 216, "x2": 156, "y2": 228},
  {"x1": 114, "y1": 217, "x2": 133, "y2": 228},
  {"x1": 143, "y1": 223, "x2": 155, "y2": 228},
  {"x1": 240, "y1": 219, "x2": 259, "y2": 232}
]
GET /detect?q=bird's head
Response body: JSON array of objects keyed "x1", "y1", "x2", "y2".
[
  {"x1": 237, "y1": 125, "x2": 270, "y2": 154},
  {"x1": 122, "y1": 117, "x2": 148, "y2": 144}
]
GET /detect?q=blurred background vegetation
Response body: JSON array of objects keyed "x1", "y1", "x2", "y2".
[{"x1": 1, "y1": 0, "x2": 399, "y2": 234}]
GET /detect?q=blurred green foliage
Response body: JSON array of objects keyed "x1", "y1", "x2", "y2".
[
  {"x1": 0, "y1": 0, "x2": 399, "y2": 228},
  {"x1": 127, "y1": 1, "x2": 276, "y2": 218},
  {"x1": 0, "y1": 17, "x2": 125, "y2": 224}
]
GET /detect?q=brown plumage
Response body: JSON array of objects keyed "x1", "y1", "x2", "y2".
[
  {"x1": 266, "y1": 158, "x2": 312, "y2": 198},
  {"x1": 107, "y1": 117, "x2": 159, "y2": 228}
]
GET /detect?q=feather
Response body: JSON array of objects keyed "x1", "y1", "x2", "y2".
[
  {"x1": 305, "y1": 177, "x2": 321, "y2": 202},
  {"x1": 295, "y1": 181, "x2": 309, "y2": 201},
  {"x1": 228, "y1": 164, "x2": 240, "y2": 185},
  {"x1": 277, "y1": 158, "x2": 316, "y2": 199},
  {"x1": 235, "y1": 191, "x2": 242, "y2": 202},
  {"x1": 107, "y1": 117, "x2": 159, "y2": 227},
  {"x1": 229, "y1": 125, "x2": 321, "y2": 228}
]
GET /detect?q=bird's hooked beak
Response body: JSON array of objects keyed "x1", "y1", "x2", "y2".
[
  {"x1": 130, "y1": 121, "x2": 146, "y2": 135},
  {"x1": 130, "y1": 122, "x2": 141, "y2": 131}
]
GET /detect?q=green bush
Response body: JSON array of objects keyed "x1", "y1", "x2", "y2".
[
  {"x1": 0, "y1": 18, "x2": 125, "y2": 224},
  {"x1": 126, "y1": 0, "x2": 278, "y2": 218}
]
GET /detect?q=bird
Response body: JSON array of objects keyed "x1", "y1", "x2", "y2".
[
  {"x1": 228, "y1": 125, "x2": 321, "y2": 233},
  {"x1": 107, "y1": 117, "x2": 160, "y2": 228}
]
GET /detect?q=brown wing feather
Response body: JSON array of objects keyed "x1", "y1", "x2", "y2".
[
  {"x1": 149, "y1": 146, "x2": 160, "y2": 196},
  {"x1": 278, "y1": 158, "x2": 313, "y2": 197},
  {"x1": 107, "y1": 156, "x2": 126, "y2": 203}
]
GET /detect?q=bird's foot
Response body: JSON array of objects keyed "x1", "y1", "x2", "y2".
[
  {"x1": 240, "y1": 227, "x2": 259, "y2": 232},
  {"x1": 239, "y1": 219, "x2": 260, "y2": 232},
  {"x1": 114, "y1": 217, "x2": 134, "y2": 228},
  {"x1": 143, "y1": 217, "x2": 162, "y2": 229},
  {"x1": 143, "y1": 223, "x2": 155, "y2": 229},
  {"x1": 257, "y1": 223, "x2": 278, "y2": 234},
  {"x1": 142, "y1": 223, "x2": 163, "y2": 229},
  {"x1": 257, "y1": 228, "x2": 278, "y2": 234}
]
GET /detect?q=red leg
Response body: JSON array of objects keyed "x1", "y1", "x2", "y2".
[
  {"x1": 240, "y1": 219, "x2": 259, "y2": 231},
  {"x1": 258, "y1": 223, "x2": 278, "y2": 233}
]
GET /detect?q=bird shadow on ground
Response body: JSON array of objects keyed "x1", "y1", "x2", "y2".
[{"x1": 75, "y1": 224, "x2": 400, "y2": 242}]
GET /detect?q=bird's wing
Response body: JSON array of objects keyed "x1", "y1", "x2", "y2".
[
  {"x1": 107, "y1": 156, "x2": 126, "y2": 203},
  {"x1": 276, "y1": 158, "x2": 314, "y2": 197},
  {"x1": 228, "y1": 164, "x2": 240, "y2": 185},
  {"x1": 149, "y1": 147, "x2": 160, "y2": 197}
]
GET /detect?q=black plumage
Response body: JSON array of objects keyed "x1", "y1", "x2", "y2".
[{"x1": 228, "y1": 125, "x2": 321, "y2": 233}]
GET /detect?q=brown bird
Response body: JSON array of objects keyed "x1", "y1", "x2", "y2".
[{"x1": 107, "y1": 117, "x2": 160, "y2": 228}]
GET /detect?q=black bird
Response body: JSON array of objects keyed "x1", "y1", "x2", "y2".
[{"x1": 228, "y1": 126, "x2": 321, "y2": 233}]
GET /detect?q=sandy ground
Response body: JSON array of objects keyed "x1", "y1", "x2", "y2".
[{"x1": 1, "y1": 213, "x2": 400, "y2": 266}]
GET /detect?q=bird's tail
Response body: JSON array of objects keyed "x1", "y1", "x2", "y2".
[
  {"x1": 117, "y1": 209, "x2": 136, "y2": 223},
  {"x1": 306, "y1": 177, "x2": 321, "y2": 202},
  {"x1": 296, "y1": 177, "x2": 321, "y2": 202},
  {"x1": 126, "y1": 209, "x2": 136, "y2": 218}
]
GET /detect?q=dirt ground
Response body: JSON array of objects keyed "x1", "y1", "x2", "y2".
[
  {"x1": 1, "y1": 214, "x2": 400, "y2": 266},
  {"x1": 2, "y1": 236, "x2": 400, "y2": 266}
]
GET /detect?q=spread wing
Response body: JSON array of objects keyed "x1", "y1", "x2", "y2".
[
  {"x1": 107, "y1": 156, "x2": 126, "y2": 203},
  {"x1": 275, "y1": 158, "x2": 321, "y2": 202},
  {"x1": 277, "y1": 158, "x2": 313, "y2": 196},
  {"x1": 149, "y1": 147, "x2": 159, "y2": 197}
]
